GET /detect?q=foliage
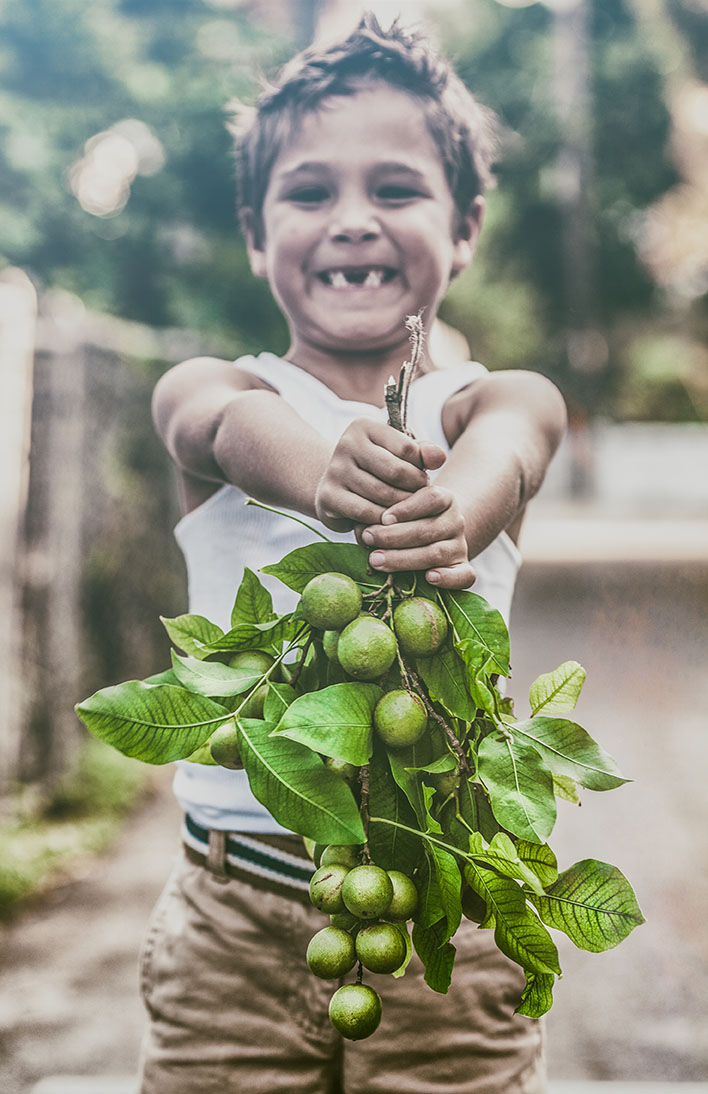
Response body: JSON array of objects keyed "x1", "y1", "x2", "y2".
[
  {"x1": 76, "y1": 537, "x2": 644, "y2": 1021},
  {"x1": 0, "y1": 739, "x2": 151, "y2": 918}
]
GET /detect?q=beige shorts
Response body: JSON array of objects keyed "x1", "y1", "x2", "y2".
[{"x1": 138, "y1": 839, "x2": 545, "y2": 1094}]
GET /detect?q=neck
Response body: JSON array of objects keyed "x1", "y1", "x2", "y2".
[{"x1": 286, "y1": 340, "x2": 433, "y2": 407}]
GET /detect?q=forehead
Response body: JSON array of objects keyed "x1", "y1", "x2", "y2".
[{"x1": 270, "y1": 85, "x2": 446, "y2": 182}]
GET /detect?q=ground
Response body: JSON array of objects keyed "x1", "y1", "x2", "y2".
[{"x1": 1, "y1": 558, "x2": 707, "y2": 1092}]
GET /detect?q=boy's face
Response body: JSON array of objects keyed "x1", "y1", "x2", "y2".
[{"x1": 245, "y1": 84, "x2": 483, "y2": 367}]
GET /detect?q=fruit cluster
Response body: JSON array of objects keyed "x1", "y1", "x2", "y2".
[
  {"x1": 76, "y1": 541, "x2": 644, "y2": 1044},
  {"x1": 307, "y1": 847, "x2": 418, "y2": 1038}
]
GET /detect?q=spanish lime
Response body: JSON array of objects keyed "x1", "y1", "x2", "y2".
[
  {"x1": 306, "y1": 926, "x2": 357, "y2": 979},
  {"x1": 300, "y1": 572, "x2": 362, "y2": 631},
  {"x1": 337, "y1": 616, "x2": 397, "y2": 681},
  {"x1": 341, "y1": 864, "x2": 393, "y2": 919},
  {"x1": 309, "y1": 863, "x2": 350, "y2": 914},
  {"x1": 355, "y1": 922, "x2": 407, "y2": 974},
  {"x1": 384, "y1": 870, "x2": 418, "y2": 922},
  {"x1": 329, "y1": 983, "x2": 382, "y2": 1040},
  {"x1": 208, "y1": 721, "x2": 242, "y2": 769},
  {"x1": 392, "y1": 597, "x2": 448, "y2": 658},
  {"x1": 373, "y1": 689, "x2": 428, "y2": 748}
]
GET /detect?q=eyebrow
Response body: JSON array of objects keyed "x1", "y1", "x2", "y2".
[{"x1": 277, "y1": 161, "x2": 428, "y2": 182}]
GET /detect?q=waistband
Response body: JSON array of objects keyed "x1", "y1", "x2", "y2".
[{"x1": 182, "y1": 814, "x2": 315, "y2": 903}]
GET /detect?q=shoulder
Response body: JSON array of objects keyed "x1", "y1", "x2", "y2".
[
  {"x1": 441, "y1": 369, "x2": 567, "y2": 447},
  {"x1": 152, "y1": 355, "x2": 277, "y2": 433}
]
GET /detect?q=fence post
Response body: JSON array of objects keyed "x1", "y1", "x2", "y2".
[{"x1": 0, "y1": 269, "x2": 37, "y2": 800}]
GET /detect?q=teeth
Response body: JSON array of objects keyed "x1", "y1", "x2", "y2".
[{"x1": 324, "y1": 268, "x2": 389, "y2": 288}]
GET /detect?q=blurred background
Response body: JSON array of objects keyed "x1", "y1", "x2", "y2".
[{"x1": 1, "y1": 1, "x2": 707, "y2": 1091}]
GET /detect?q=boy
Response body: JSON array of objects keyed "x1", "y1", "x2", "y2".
[{"x1": 140, "y1": 14, "x2": 566, "y2": 1094}]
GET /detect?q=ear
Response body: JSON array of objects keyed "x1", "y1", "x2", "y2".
[
  {"x1": 451, "y1": 197, "x2": 485, "y2": 278},
  {"x1": 240, "y1": 208, "x2": 268, "y2": 280}
]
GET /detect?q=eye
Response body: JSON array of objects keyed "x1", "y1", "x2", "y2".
[
  {"x1": 287, "y1": 185, "x2": 329, "y2": 205},
  {"x1": 377, "y1": 185, "x2": 423, "y2": 202}
]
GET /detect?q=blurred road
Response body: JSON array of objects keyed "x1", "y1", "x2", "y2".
[{"x1": 1, "y1": 546, "x2": 707, "y2": 1091}]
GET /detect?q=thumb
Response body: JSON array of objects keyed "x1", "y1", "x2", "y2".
[{"x1": 419, "y1": 442, "x2": 447, "y2": 471}]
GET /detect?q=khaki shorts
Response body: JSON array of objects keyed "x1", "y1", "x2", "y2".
[{"x1": 138, "y1": 840, "x2": 545, "y2": 1094}]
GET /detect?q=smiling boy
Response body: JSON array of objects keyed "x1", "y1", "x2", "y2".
[{"x1": 140, "y1": 14, "x2": 565, "y2": 1094}]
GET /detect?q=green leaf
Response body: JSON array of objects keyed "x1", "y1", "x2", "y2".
[
  {"x1": 272, "y1": 683, "x2": 380, "y2": 766},
  {"x1": 238, "y1": 718, "x2": 365, "y2": 844},
  {"x1": 465, "y1": 864, "x2": 561, "y2": 977},
  {"x1": 231, "y1": 566, "x2": 275, "y2": 627},
  {"x1": 467, "y1": 832, "x2": 545, "y2": 895},
  {"x1": 413, "y1": 850, "x2": 445, "y2": 929},
  {"x1": 161, "y1": 613, "x2": 225, "y2": 659},
  {"x1": 478, "y1": 733, "x2": 557, "y2": 843},
  {"x1": 512, "y1": 716, "x2": 630, "y2": 791},
  {"x1": 263, "y1": 682, "x2": 297, "y2": 723},
  {"x1": 411, "y1": 919, "x2": 456, "y2": 994},
  {"x1": 456, "y1": 641, "x2": 499, "y2": 715},
  {"x1": 75, "y1": 682, "x2": 232, "y2": 764},
  {"x1": 143, "y1": 667, "x2": 181, "y2": 687},
  {"x1": 367, "y1": 745, "x2": 421, "y2": 874},
  {"x1": 527, "y1": 859, "x2": 645, "y2": 952},
  {"x1": 529, "y1": 661, "x2": 586, "y2": 715},
  {"x1": 261, "y1": 541, "x2": 377, "y2": 594},
  {"x1": 208, "y1": 616, "x2": 298, "y2": 655},
  {"x1": 516, "y1": 972, "x2": 556, "y2": 1018},
  {"x1": 553, "y1": 774, "x2": 582, "y2": 804},
  {"x1": 428, "y1": 840, "x2": 462, "y2": 942},
  {"x1": 170, "y1": 650, "x2": 266, "y2": 698},
  {"x1": 416, "y1": 647, "x2": 476, "y2": 721},
  {"x1": 443, "y1": 589, "x2": 511, "y2": 675},
  {"x1": 387, "y1": 738, "x2": 433, "y2": 824},
  {"x1": 391, "y1": 922, "x2": 413, "y2": 979},
  {"x1": 514, "y1": 840, "x2": 559, "y2": 888}
]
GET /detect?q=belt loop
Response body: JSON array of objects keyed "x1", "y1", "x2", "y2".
[{"x1": 206, "y1": 828, "x2": 228, "y2": 879}]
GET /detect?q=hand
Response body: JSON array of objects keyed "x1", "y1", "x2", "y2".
[
  {"x1": 359, "y1": 484, "x2": 477, "y2": 591},
  {"x1": 314, "y1": 419, "x2": 446, "y2": 532}
]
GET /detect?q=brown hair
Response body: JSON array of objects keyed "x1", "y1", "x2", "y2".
[{"x1": 228, "y1": 13, "x2": 499, "y2": 245}]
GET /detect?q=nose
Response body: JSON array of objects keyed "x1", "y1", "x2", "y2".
[{"x1": 328, "y1": 198, "x2": 380, "y2": 243}]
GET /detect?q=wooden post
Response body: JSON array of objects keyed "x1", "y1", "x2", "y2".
[{"x1": 0, "y1": 269, "x2": 37, "y2": 799}]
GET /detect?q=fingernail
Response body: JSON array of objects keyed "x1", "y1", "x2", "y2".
[
  {"x1": 381, "y1": 512, "x2": 397, "y2": 526},
  {"x1": 369, "y1": 551, "x2": 385, "y2": 568},
  {"x1": 361, "y1": 529, "x2": 374, "y2": 545},
  {"x1": 426, "y1": 570, "x2": 440, "y2": 583}
]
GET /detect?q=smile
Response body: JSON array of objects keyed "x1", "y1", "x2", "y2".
[{"x1": 317, "y1": 267, "x2": 398, "y2": 289}]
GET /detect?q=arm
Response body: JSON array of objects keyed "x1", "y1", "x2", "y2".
[
  {"x1": 151, "y1": 356, "x2": 436, "y2": 519},
  {"x1": 356, "y1": 370, "x2": 567, "y2": 588}
]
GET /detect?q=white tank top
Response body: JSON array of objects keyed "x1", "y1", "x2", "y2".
[{"x1": 172, "y1": 353, "x2": 521, "y2": 833}]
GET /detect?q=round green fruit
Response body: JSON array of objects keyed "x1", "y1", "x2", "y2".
[
  {"x1": 228, "y1": 649, "x2": 275, "y2": 675},
  {"x1": 393, "y1": 597, "x2": 448, "y2": 658},
  {"x1": 306, "y1": 926, "x2": 357, "y2": 980},
  {"x1": 428, "y1": 768, "x2": 460, "y2": 797},
  {"x1": 320, "y1": 844, "x2": 361, "y2": 869},
  {"x1": 385, "y1": 871, "x2": 418, "y2": 922},
  {"x1": 208, "y1": 721, "x2": 243, "y2": 769},
  {"x1": 373, "y1": 689, "x2": 428, "y2": 748},
  {"x1": 341, "y1": 864, "x2": 393, "y2": 920},
  {"x1": 355, "y1": 922, "x2": 407, "y2": 974},
  {"x1": 309, "y1": 863, "x2": 350, "y2": 914},
  {"x1": 337, "y1": 616, "x2": 397, "y2": 681},
  {"x1": 239, "y1": 682, "x2": 268, "y2": 719},
  {"x1": 300, "y1": 572, "x2": 362, "y2": 631},
  {"x1": 322, "y1": 630, "x2": 341, "y2": 664},
  {"x1": 324, "y1": 756, "x2": 359, "y2": 781},
  {"x1": 329, "y1": 983, "x2": 382, "y2": 1041}
]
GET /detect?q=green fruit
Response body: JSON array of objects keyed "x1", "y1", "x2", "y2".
[
  {"x1": 329, "y1": 983, "x2": 382, "y2": 1040},
  {"x1": 208, "y1": 721, "x2": 243, "y2": 769},
  {"x1": 300, "y1": 572, "x2": 362, "y2": 631},
  {"x1": 306, "y1": 926, "x2": 357, "y2": 980},
  {"x1": 384, "y1": 871, "x2": 418, "y2": 922},
  {"x1": 337, "y1": 616, "x2": 397, "y2": 681},
  {"x1": 341, "y1": 864, "x2": 393, "y2": 919},
  {"x1": 228, "y1": 649, "x2": 275, "y2": 675},
  {"x1": 321, "y1": 844, "x2": 361, "y2": 869},
  {"x1": 324, "y1": 756, "x2": 359, "y2": 781},
  {"x1": 428, "y1": 769, "x2": 460, "y2": 797},
  {"x1": 239, "y1": 682, "x2": 268, "y2": 719},
  {"x1": 309, "y1": 863, "x2": 350, "y2": 914},
  {"x1": 373, "y1": 689, "x2": 428, "y2": 748},
  {"x1": 393, "y1": 597, "x2": 448, "y2": 658},
  {"x1": 322, "y1": 630, "x2": 341, "y2": 663},
  {"x1": 330, "y1": 910, "x2": 360, "y2": 931},
  {"x1": 355, "y1": 922, "x2": 407, "y2": 974}
]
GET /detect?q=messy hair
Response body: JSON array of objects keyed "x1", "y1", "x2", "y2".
[{"x1": 228, "y1": 13, "x2": 500, "y2": 245}]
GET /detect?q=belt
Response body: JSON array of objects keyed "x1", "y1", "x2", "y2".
[{"x1": 182, "y1": 814, "x2": 315, "y2": 904}]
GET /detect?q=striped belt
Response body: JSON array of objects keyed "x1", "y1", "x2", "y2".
[{"x1": 182, "y1": 814, "x2": 315, "y2": 903}]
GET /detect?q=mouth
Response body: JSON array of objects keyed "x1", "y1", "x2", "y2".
[{"x1": 317, "y1": 266, "x2": 398, "y2": 290}]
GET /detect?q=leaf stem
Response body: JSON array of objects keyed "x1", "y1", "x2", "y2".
[{"x1": 245, "y1": 498, "x2": 333, "y2": 542}]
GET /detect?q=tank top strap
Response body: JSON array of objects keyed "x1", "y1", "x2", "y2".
[{"x1": 406, "y1": 362, "x2": 488, "y2": 449}]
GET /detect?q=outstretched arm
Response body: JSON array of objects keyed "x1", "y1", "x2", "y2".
[{"x1": 356, "y1": 370, "x2": 567, "y2": 589}]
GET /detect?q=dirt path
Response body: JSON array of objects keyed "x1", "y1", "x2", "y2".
[{"x1": 0, "y1": 771, "x2": 181, "y2": 1094}]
